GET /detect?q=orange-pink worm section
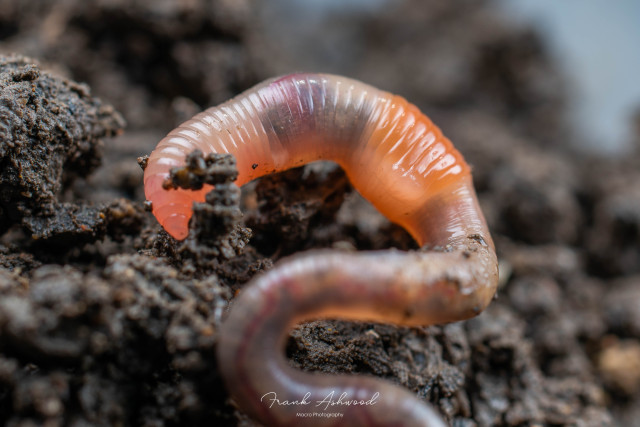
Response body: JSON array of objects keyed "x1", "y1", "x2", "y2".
[
  {"x1": 144, "y1": 74, "x2": 498, "y2": 426},
  {"x1": 144, "y1": 73, "x2": 485, "y2": 244}
]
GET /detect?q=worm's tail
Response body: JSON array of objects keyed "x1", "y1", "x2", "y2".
[{"x1": 217, "y1": 239, "x2": 498, "y2": 426}]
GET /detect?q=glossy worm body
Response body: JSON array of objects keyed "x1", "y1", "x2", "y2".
[{"x1": 144, "y1": 74, "x2": 498, "y2": 426}]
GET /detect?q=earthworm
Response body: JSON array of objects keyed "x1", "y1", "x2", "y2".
[{"x1": 144, "y1": 73, "x2": 498, "y2": 426}]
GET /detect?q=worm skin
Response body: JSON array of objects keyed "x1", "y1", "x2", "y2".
[{"x1": 144, "y1": 73, "x2": 498, "y2": 426}]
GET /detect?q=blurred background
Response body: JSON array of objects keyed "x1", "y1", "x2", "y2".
[
  {"x1": 497, "y1": 0, "x2": 640, "y2": 155},
  {"x1": 259, "y1": 0, "x2": 640, "y2": 155},
  {"x1": 2, "y1": 0, "x2": 639, "y2": 156}
]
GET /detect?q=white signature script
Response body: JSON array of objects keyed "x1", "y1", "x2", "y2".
[{"x1": 261, "y1": 391, "x2": 380, "y2": 410}]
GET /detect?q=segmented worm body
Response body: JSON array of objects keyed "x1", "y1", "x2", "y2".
[{"x1": 144, "y1": 73, "x2": 498, "y2": 426}]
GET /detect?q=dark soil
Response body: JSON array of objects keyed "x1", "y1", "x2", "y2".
[{"x1": 1, "y1": 0, "x2": 639, "y2": 426}]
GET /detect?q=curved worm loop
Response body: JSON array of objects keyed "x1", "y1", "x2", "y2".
[{"x1": 144, "y1": 74, "x2": 498, "y2": 426}]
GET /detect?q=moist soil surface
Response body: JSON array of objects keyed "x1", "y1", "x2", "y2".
[{"x1": 1, "y1": 0, "x2": 639, "y2": 426}]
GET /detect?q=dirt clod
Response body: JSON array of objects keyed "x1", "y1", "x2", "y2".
[{"x1": 0, "y1": 54, "x2": 124, "y2": 239}]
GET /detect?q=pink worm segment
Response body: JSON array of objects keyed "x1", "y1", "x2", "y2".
[{"x1": 144, "y1": 74, "x2": 498, "y2": 426}]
